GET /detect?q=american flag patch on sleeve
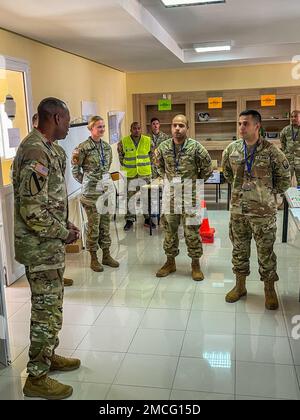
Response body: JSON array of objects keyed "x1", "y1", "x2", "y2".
[{"x1": 34, "y1": 163, "x2": 49, "y2": 177}]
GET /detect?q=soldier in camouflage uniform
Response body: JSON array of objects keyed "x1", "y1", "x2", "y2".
[
  {"x1": 13, "y1": 98, "x2": 81, "y2": 399},
  {"x1": 222, "y1": 110, "x2": 291, "y2": 310},
  {"x1": 280, "y1": 110, "x2": 300, "y2": 186},
  {"x1": 72, "y1": 116, "x2": 119, "y2": 272},
  {"x1": 155, "y1": 114, "x2": 213, "y2": 281},
  {"x1": 149, "y1": 117, "x2": 169, "y2": 179},
  {"x1": 32, "y1": 112, "x2": 73, "y2": 286}
]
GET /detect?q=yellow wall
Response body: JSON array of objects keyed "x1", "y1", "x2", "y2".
[
  {"x1": 126, "y1": 63, "x2": 300, "y2": 122},
  {"x1": 0, "y1": 28, "x2": 127, "y2": 182},
  {"x1": 0, "y1": 28, "x2": 127, "y2": 136}
]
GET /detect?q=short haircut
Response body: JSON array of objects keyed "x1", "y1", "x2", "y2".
[
  {"x1": 291, "y1": 110, "x2": 300, "y2": 115},
  {"x1": 151, "y1": 117, "x2": 160, "y2": 124},
  {"x1": 239, "y1": 109, "x2": 262, "y2": 124},
  {"x1": 37, "y1": 97, "x2": 68, "y2": 123},
  {"x1": 88, "y1": 115, "x2": 104, "y2": 131},
  {"x1": 130, "y1": 121, "x2": 140, "y2": 129}
]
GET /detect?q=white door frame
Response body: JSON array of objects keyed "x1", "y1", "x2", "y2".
[{"x1": 0, "y1": 55, "x2": 33, "y2": 285}]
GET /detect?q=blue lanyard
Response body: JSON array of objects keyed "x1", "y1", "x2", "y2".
[
  {"x1": 99, "y1": 141, "x2": 105, "y2": 167},
  {"x1": 92, "y1": 139, "x2": 106, "y2": 167},
  {"x1": 243, "y1": 141, "x2": 258, "y2": 176},
  {"x1": 173, "y1": 140, "x2": 184, "y2": 174},
  {"x1": 292, "y1": 126, "x2": 299, "y2": 141}
]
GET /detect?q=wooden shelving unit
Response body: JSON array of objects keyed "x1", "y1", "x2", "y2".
[{"x1": 133, "y1": 87, "x2": 300, "y2": 165}]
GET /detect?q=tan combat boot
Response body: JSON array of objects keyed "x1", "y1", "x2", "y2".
[
  {"x1": 102, "y1": 249, "x2": 119, "y2": 268},
  {"x1": 90, "y1": 251, "x2": 104, "y2": 272},
  {"x1": 225, "y1": 274, "x2": 247, "y2": 303},
  {"x1": 156, "y1": 257, "x2": 176, "y2": 277},
  {"x1": 264, "y1": 279, "x2": 279, "y2": 310},
  {"x1": 23, "y1": 375, "x2": 73, "y2": 400},
  {"x1": 50, "y1": 354, "x2": 81, "y2": 372},
  {"x1": 63, "y1": 277, "x2": 73, "y2": 287},
  {"x1": 191, "y1": 258, "x2": 204, "y2": 281}
]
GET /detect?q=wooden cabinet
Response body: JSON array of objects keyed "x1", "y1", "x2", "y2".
[
  {"x1": 133, "y1": 87, "x2": 300, "y2": 165},
  {"x1": 194, "y1": 100, "x2": 238, "y2": 142}
]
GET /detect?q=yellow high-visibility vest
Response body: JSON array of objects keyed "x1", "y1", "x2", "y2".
[{"x1": 122, "y1": 135, "x2": 151, "y2": 178}]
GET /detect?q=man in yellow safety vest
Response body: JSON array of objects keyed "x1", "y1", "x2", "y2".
[{"x1": 118, "y1": 122, "x2": 155, "y2": 231}]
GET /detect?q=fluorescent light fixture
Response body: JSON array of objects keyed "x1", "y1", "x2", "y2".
[
  {"x1": 193, "y1": 41, "x2": 232, "y2": 53},
  {"x1": 194, "y1": 44, "x2": 231, "y2": 53},
  {"x1": 161, "y1": 0, "x2": 225, "y2": 7}
]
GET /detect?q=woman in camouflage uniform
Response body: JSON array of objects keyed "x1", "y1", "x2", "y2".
[{"x1": 72, "y1": 116, "x2": 119, "y2": 272}]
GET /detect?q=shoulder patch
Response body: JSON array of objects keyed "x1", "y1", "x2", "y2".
[
  {"x1": 72, "y1": 148, "x2": 80, "y2": 165},
  {"x1": 282, "y1": 159, "x2": 290, "y2": 170},
  {"x1": 30, "y1": 172, "x2": 46, "y2": 196},
  {"x1": 34, "y1": 163, "x2": 48, "y2": 177}
]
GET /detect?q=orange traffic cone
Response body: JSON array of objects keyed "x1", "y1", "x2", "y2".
[{"x1": 199, "y1": 200, "x2": 215, "y2": 243}]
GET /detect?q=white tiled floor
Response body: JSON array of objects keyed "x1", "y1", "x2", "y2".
[{"x1": 1, "y1": 210, "x2": 300, "y2": 400}]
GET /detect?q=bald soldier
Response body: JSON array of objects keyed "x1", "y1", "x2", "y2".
[
  {"x1": 13, "y1": 98, "x2": 81, "y2": 399},
  {"x1": 280, "y1": 110, "x2": 300, "y2": 186},
  {"x1": 222, "y1": 110, "x2": 291, "y2": 310},
  {"x1": 155, "y1": 114, "x2": 213, "y2": 281}
]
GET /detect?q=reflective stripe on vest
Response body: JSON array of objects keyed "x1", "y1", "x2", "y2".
[{"x1": 122, "y1": 135, "x2": 151, "y2": 178}]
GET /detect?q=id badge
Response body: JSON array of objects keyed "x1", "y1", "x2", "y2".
[
  {"x1": 102, "y1": 173, "x2": 110, "y2": 181},
  {"x1": 173, "y1": 176, "x2": 181, "y2": 184}
]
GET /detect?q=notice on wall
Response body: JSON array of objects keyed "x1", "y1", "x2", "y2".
[
  {"x1": 158, "y1": 99, "x2": 172, "y2": 111},
  {"x1": 208, "y1": 97, "x2": 223, "y2": 109},
  {"x1": 108, "y1": 111, "x2": 125, "y2": 144},
  {"x1": 81, "y1": 101, "x2": 98, "y2": 121},
  {"x1": 261, "y1": 94, "x2": 276, "y2": 107},
  {"x1": 8, "y1": 128, "x2": 20, "y2": 148}
]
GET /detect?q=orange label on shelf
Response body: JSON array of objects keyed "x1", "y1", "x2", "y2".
[
  {"x1": 261, "y1": 94, "x2": 276, "y2": 107},
  {"x1": 208, "y1": 97, "x2": 223, "y2": 109}
]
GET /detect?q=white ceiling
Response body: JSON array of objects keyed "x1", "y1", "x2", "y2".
[{"x1": 0, "y1": 0, "x2": 300, "y2": 72}]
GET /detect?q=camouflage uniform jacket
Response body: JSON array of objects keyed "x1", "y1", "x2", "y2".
[
  {"x1": 71, "y1": 137, "x2": 112, "y2": 203},
  {"x1": 149, "y1": 131, "x2": 170, "y2": 148},
  {"x1": 149, "y1": 131, "x2": 170, "y2": 179},
  {"x1": 155, "y1": 137, "x2": 212, "y2": 182},
  {"x1": 280, "y1": 124, "x2": 300, "y2": 165},
  {"x1": 13, "y1": 128, "x2": 69, "y2": 271},
  {"x1": 222, "y1": 138, "x2": 291, "y2": 217}
]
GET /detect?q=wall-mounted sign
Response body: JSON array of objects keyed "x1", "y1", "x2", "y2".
[
  {"x1": 261, "y1": 94, "x2": 276, "y2": 107},
  {"x1": 158, "y1": 99, "x2": 172, "y2": 111},
  {"x1": 208, "y1": 97, "x2": 223, "y2": 109}
]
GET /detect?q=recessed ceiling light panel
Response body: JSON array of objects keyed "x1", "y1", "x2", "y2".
[
  {"x1": 194, "y1": 45, "x2": 231, "y2": 53},
  {"x1": 161, "y1": 0, "x2": 225, "y2": 7}
]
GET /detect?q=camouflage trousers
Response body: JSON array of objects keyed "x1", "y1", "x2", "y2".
[
  {"x1": 229, "y1": 214, "x2": 279, "y2": 282},
  {"x1": 81, "y1": 201, "x2": 111, "y2": 252},
  {"x1": 25, "y1": 267, "x2": 64, "y2": 378},
  {"x1": 125, "y1": 176, "x2": 151, "y2": 222},
  {"x1": 162, "y1": 213, "x2": 203, "y2": 258}
]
